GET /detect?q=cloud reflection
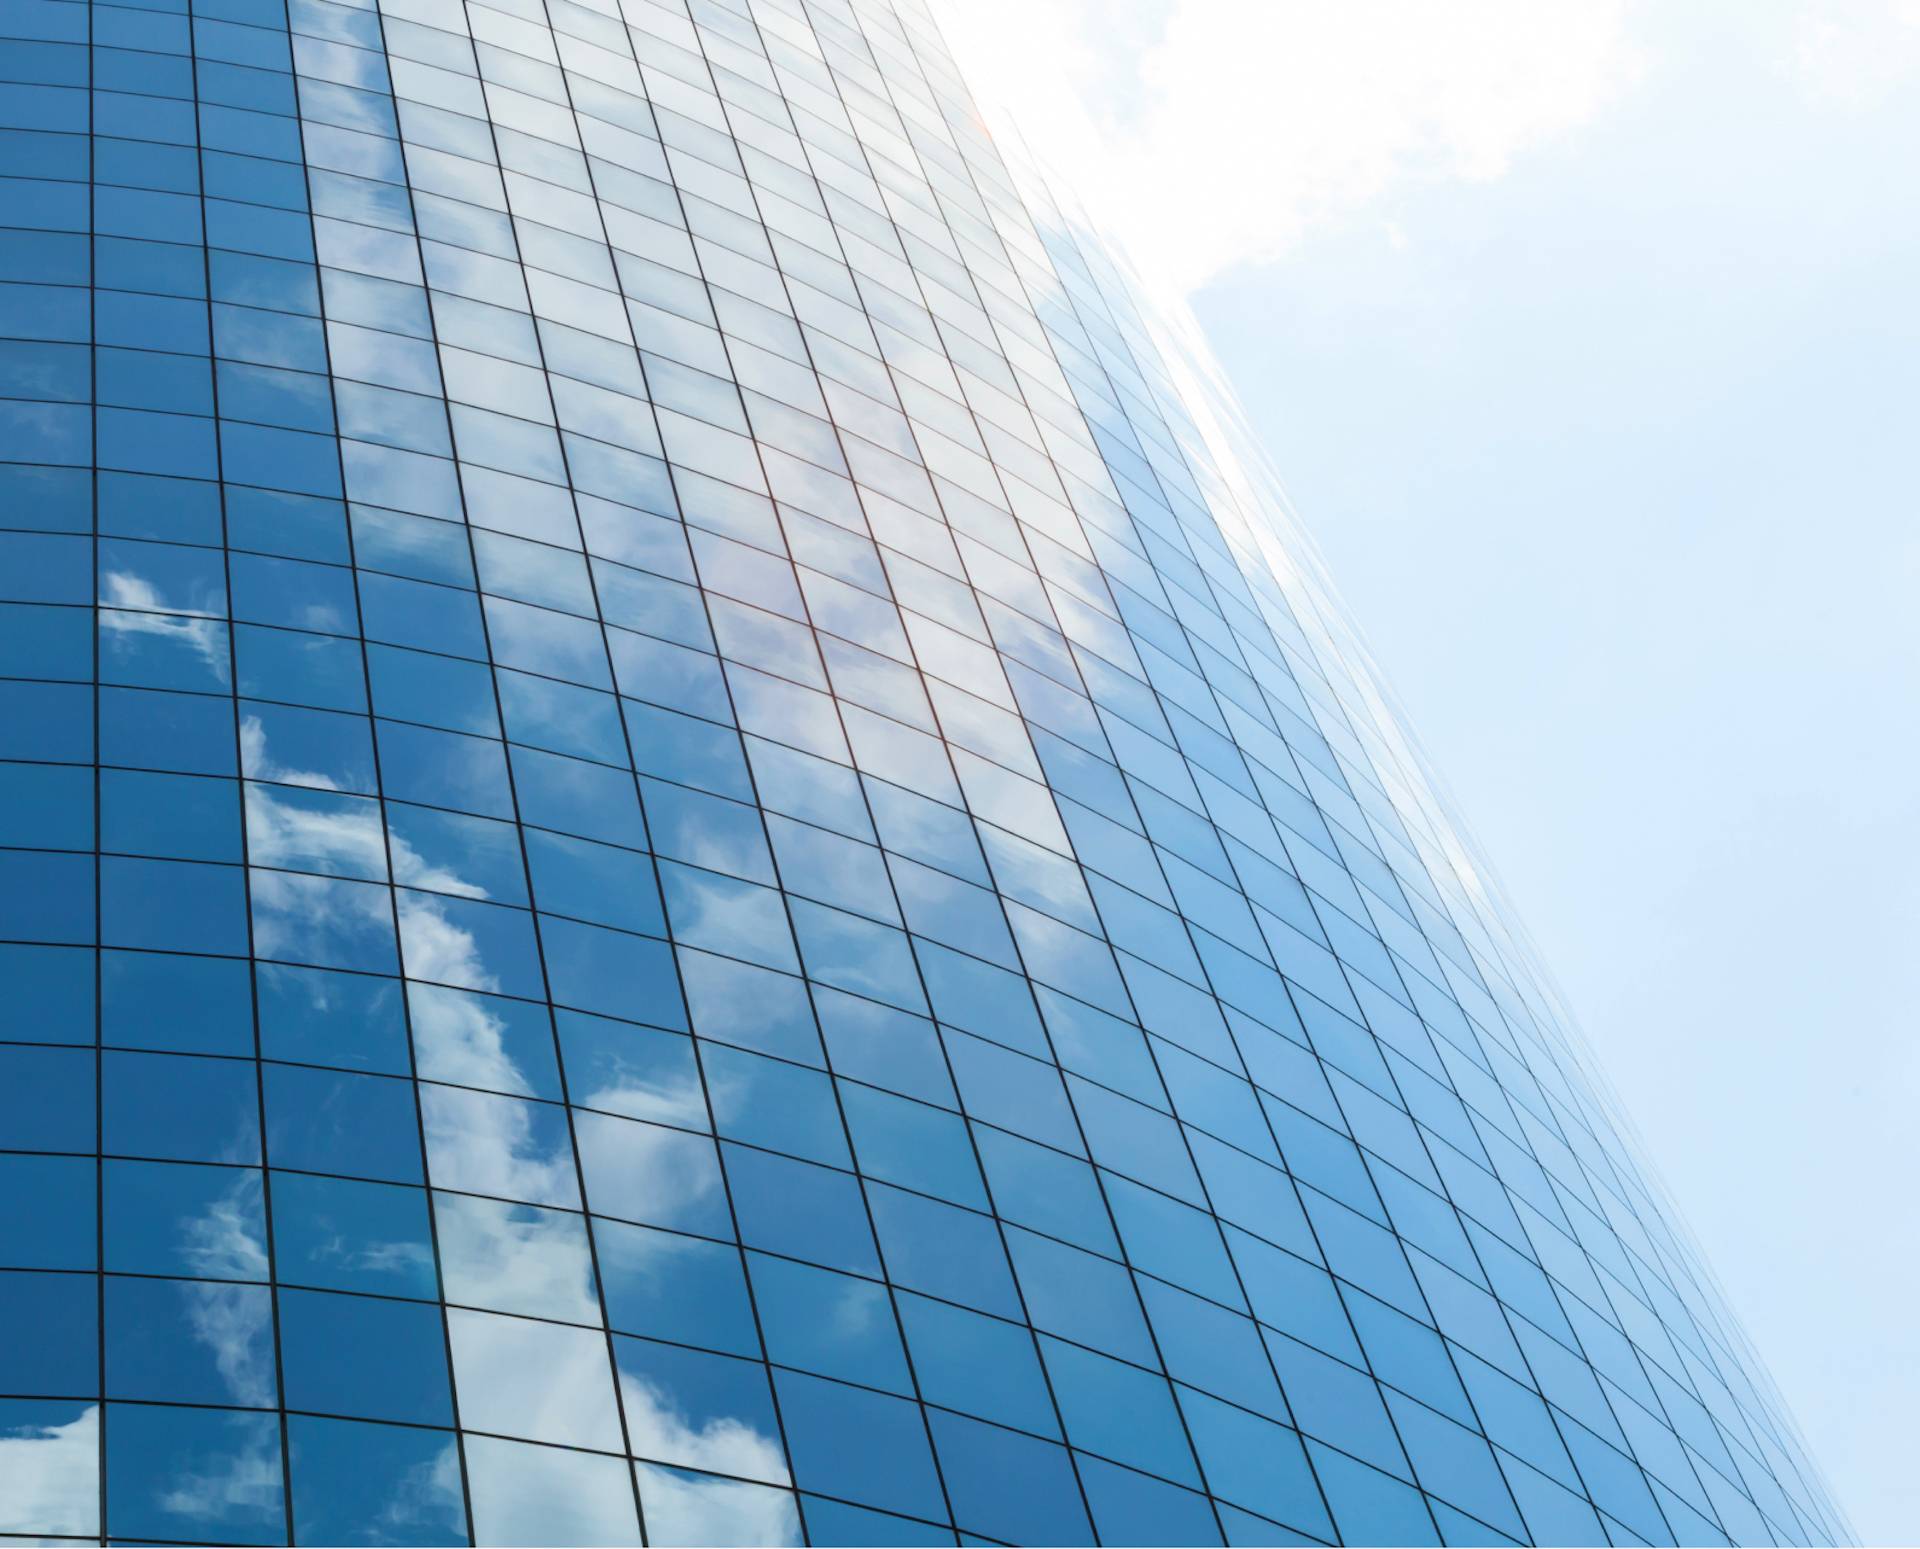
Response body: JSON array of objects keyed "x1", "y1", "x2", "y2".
[
  {"x1": 99, "y1": 571, "x2": 228, "y2": 675},
  {"x1": 620, "y1": 1375, "x2": 789, "y2": 1486},
  {"x1": 436, "y1": 1192, "x2": 600, "y2": 1324},
  {"x1": 634, "y1": 1461, "x2": 803, "y2": 1548},
  {"x1": 155, "y1": 1415, "x2": 282, "y2": 1528},
  {"x1": 461, "y1": 1434, "x2": 639, "y2": 1547},
  {"x1": 182, "y1": 1281, "x2": 276, "y2": 1409},
  {"x1": 0, "y1": 1404, "x2": 96, "y2": 1537},
  {"x1": 178, "y1": 1171, "x2": 269, "y2": 1281},
  {"x1": 375, "y1": 1437, "x2": 465, "y2": 1539}
]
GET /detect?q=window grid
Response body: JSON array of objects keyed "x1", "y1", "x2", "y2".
[{"x1": 0, "y1": 0, "x2": 1849, "y2": 1544}]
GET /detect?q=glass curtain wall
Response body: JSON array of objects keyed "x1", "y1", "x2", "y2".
[{"x1": 0, "y1": 0, "x2": 1848, "y2": 1544}]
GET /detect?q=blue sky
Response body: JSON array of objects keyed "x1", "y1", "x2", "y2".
[{"x1": 938, "y1": 0, "x2": 1920, "y2": 1538}]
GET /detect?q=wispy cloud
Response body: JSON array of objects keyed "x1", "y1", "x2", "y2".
[{"x1": 933, "y1": 0, "x2": 1644, "y2": 291}]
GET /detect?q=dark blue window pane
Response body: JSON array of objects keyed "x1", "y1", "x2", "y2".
[
  {"x1": 257, "y1": 962, "x2": 410, "y2": 1074},
  {"x1": 235, "y1": 623, "x2": 366, "y2": 711},
  {"x1": 803, "y1": 1493, "x2": 956, "y2": 1548},
  {"x1": 841, "y1": 1082, "x2": 985, "y2": 1207},
  {"x1": 101, "y1": 855, "x2": 248, "y2": 954},
  {"x1": 104, "y1": 1158, "x2": 266, "y2": 1280},
  {"x1": 515, "y1": 751, "x2": 652, "y2": 853},
  {"x1": 287, "y1": 1416, "x2": 468, "y2": 1548},
  {"x1": 100, "y1": 768, "x2": 243, "y2": 862},
  {"x1": 0, "y1": 1044, "x2": 93, "y2": 1151},
  {"x1": 867, "y1": 1184, "x2": 1022, "y2": 1320},
  {"x1": 1006, "y1": 1227, "x2": 1156, "y2": 1366},
  {"x1": 375, "y1": 720, "x2": 514, "y2": 818},
  {"x1": 1080, "y1": 1453, "x2": 1225, "y2": 1547},
  {"x1": 100, "y1": 685, "x2": 237, "y2": 775},
  {"x1": 245, "y1": 700, "x2": 378, "y2": 795},
  {"x1": 1042, "y1": 1336, "x2": 1202, "y2": 1487},
  {"x1": 99, "y1": 471, "x2": 221, "y2": 545},
  {"x1": 368, "y1": 643, "x2": 498, "y2": 735},
  {"x1": 927, "y1": 1410, "x2": 1092, "y2": 1546},
  {"x1": 541, "y1": 916, "x2": 684, "y2": 1027},
  {"x1": 0, "y1": 760, "x2": 91, "y2": 847},
  {"x1": 105, "y1": 1275, "x2": 276, "y2": 1407},
  {"x1": 0, "y1": 1154, "x2": 95, "y2": 1269},
  {"x1": 101, "y1": 948, "x2": 252, "y2": 1054},
  {"x1": 705, "y1": 1044, "x2": 847, "y2": 1168},
  {"x1": 106, "y1": 1404, "x2": 284, "y2": 1544},
  {"x1": 270, "y1": 1170, "x2": 437, "y2": 1300},
  {"x1": 278, "y1": 1288, "x2": 454, "y2": 1426},
  {"x1": 0, "y1": 601, "x2": 91, "y2": 679},
  {"x1": 1310, "y1": 1441, "x2": 1442, "y2": 1547},
  {"x1": 750, "y1": 1252, "x2": 911, "y2": 1393},
  {"x1": 900, "y1": 1293, "x2": 1058, "y2": 1436},
  {"x1": 723, "y1": 1144, "x2": 878, "y2": 1277},
  {"x1": 102, "y1": 1050, "x2": 260, "y2": 1164},
  {"x1": 227, "y1": 488, "x2": 347, "y2": 564},
  {"x1": 597, "y1": 1217, "x2": 758, "y2": 1357},
  {"x1": 0, "y1": 848, "x2": 92, "y2": 943},
  {"x1": 0, "y1": 942, "x2": 94, "y2": 1044},
  {"x1": 265, "y1": 1064, "x2": 423, "y2": 1184},
  {"x1": 774, "y1": 1369, "x2": 945, "y2": 1522},
  {"x1": 0, "y1": 681, "x2": 93, "y2": 763},
  {"x1": 0, "y1": 1270, "x2": 97, "y2": 1397}
]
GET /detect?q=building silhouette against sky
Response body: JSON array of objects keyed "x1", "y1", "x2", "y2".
[{"x1": 0, "y1": 0, "x2": 1849, "y2": 1543}]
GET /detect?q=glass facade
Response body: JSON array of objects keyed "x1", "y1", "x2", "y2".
[{"x1": 0, "y1": 0, "x2": 1847, "y2": 1544}]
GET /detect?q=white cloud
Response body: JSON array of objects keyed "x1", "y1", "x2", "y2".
[
  {"x1": 422, "y1": 1083, "x2": 580, "y2": 1208},
  {"x1": 99, "y1": 572, "x2": 229, "y2": 677},
  {"x1": 1788, "y1": 0, "x2": 1920, "y2": 108},
  {"x1": 243, "y1": 784, "x2": 388, "y2": 880},
  {"x1": 461, "y1": 1433, "x2": 638, "y2": 1548},
  {"x1": 249, "y1": 867, "x2": 392, "y2": 973},
  {"x1": 435, "y1": 1191, "x2": 602, "y2": 1324},
  {"x1": 932, "y1": 0, "x2": 1643, "y2": 291},
  {"x1": 634, "y1": 1461, "x2": 802, "y2": 1547},
  {"x1": 409, "y1": 981, "x2": 536, "y2": 1093},
  {"x1": 621, "y1": 1376, "x2": 791, "y2": 1485},
  {"x1": 394, "y1": 889, "x2": 496, "y2": 990},
  {"x1": 0, "y1": 1405, "x2": 97, "y2": 1537},
  {"x1": 575, "y1": 1055, "x2": 709, "y2": 1128},
  {"x1": 446, "y1": 1308, "x2": 624, "y2": 1453}
]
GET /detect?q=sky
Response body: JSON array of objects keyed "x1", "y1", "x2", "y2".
[{"x1": 933, "y1": 0, "x2": 1920, "y2": 1540}]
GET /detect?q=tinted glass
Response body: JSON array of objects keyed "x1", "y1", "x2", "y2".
[{"x1": 0, "y1": 0, "x2": 1844, "y2": 1542}]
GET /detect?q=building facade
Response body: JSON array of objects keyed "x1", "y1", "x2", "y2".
[{"x1": 0, "y1": 0, "x2": 1848, "y2": 1543}]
